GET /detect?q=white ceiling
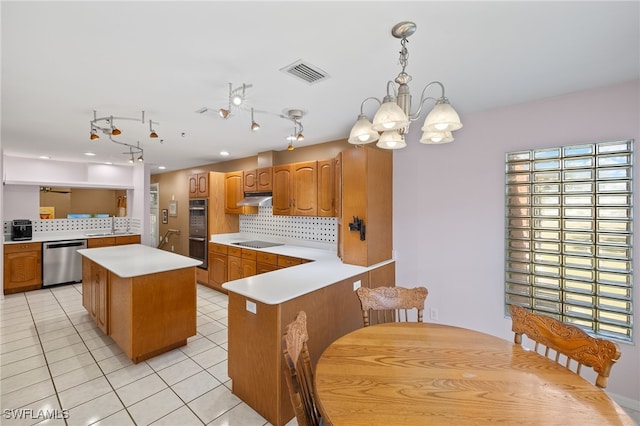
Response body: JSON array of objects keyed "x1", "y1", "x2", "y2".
[{"x1": 2, "y1": 1, "x2": 639, "y2": 173}]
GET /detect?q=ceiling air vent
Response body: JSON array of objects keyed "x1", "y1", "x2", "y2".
[{"x1": 280, "y1": 59, "x2": 330, "y2": 85}]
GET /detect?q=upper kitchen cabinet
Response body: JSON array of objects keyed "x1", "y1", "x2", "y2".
[
  {"x1": 339, "y1": 147, "x2": 392, "y2": 267},
  {"x1": 189, "y1": 172, "x2": 209, "y2": 199},
  {"x1": 225, "y1": 171, "x2": 257, "y2": 215},
  {"x1": 243, "y1": 167, "x2": 273, "y2": 192},
  {"x1": 317, "y1": 159, "x2": 335, "y2": 217},
  {"x1": 273, "y1": 161, "x2": 318, "y2": 216}
]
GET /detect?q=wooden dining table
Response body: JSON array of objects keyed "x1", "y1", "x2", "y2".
[{"x1": 314, "y1": 322, "x2": 634, "y2": 425}]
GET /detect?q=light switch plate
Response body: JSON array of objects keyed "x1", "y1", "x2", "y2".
[
  {"x1": 246, "y1": 300, "x2": 257, "y2": 314},
  {"x1": 353, "y1": 280, "x2": 361, "y2": 291}
]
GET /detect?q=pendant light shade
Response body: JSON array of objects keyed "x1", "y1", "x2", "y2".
[
  {"x1": 348, "y1": 114, "x2": 379, "y2": 144},
  {"x1": 422, "y1": 98, "x2": 463, "y2": 132},
  {"x1": 420, "y1": 131, "x2": 454, "y2": 144},
  {"x1": 376, "y1": 130, "x2": 406, "y2": 149},
  {"x1": 372, "y1": 96, "x2": 409, "y2": 132}
]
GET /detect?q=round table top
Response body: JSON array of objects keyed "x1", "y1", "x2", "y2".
[{"x1": 314, "y1": 322, "x2": 633, "y2": 426}]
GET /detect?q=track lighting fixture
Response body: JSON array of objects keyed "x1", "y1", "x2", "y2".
[
  {"x1": 149, "y1": 120, "x2": 158, "y2": 138},
  {"x1": 250, "y1": 108, "x2": 260, "y2": 131},
  {"x1": 198, "y1": 85, "x2": 309, "y2": 148},
  {"x1": 89, "y1": 110, "x2": 156, "y2": 162},
  {"x1": 348, "y1": 21, "x2": 463, "y2": 149}
]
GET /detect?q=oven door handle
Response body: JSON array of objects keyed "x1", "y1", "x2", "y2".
[
  {"x1": 188, "y1": 237, "x2": 206, "y2": 242},
  {"x1": 189, "y1": 207, "x2": 206, "y2": 211}
]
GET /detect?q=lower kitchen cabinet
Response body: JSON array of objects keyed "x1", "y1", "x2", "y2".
[
  {"x1": 82, "y1": 257, "x2": 109, "y2": 334},
  {"x1": 87, "y1": 235, "x2": 141, "y2": 248},
  {"x1": 208, "y1": 242, "x2": 309, "y2": 293},
  {"x1": 3, "y1": 242, "x2": 42, "y2": 294}
]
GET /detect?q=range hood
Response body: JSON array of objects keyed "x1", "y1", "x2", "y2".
[{"x1": 237, "y1": 191, "x2": 272, "y2": 206}]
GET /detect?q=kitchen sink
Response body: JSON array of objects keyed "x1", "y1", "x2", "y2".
[{"x1": 85, "y1": 231, "x2": 134, "y2": 237}]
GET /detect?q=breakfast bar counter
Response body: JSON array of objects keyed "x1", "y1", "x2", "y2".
[
  {"x1": 212, "y1": 233, "x2": 396, "y2": 426},
  {"x1": 78, "y1": 244, "x2": 201, "y2": 363}
]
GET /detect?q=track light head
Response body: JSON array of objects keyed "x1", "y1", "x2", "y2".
[
  {"x1": 219, "y1": 108, "x2": 230, "y2": 119},
  {"x1": 90, "y1": 129, "x2": 99, "y2": 140},
  {"x1": 111, "y1": 127, "x2": 121, "y2": 136}
]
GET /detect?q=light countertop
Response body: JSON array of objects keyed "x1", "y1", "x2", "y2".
[
  {"x1": 78, "y1": 244, "x2": 201, "y2": 278},
  {"x1": 4, "y1": 231, "x2": 140, "y2": 244},
  {"x1": 212, "y1": 233, "x2": 394, "y2": 305}
]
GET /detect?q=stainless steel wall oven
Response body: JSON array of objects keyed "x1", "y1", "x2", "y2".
[{"x1": 189, "y1": 199, "x2": 207, "y2": 269}]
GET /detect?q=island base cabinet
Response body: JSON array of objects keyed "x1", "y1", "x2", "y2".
[
  {"x1": 109, "y1": 267, "x2": 197, "y2": 363},
  {"x1": 228, "y1": 271, "x2": 372, "y2": 426}
]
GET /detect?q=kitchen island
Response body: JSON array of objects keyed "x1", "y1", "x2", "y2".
[
  {"x1": 78, "y1": 244, "x2": 201, "y2": 363},
  {"x1": 214, "y1": 233, "x2": 395, "y2": 426}
]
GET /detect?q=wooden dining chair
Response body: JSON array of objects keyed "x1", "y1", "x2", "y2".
[
  {"x1": 282, "y1": 311, "x2": 322, "y2": 426},
  {"x1": 509, "y1": 304, "x2": 621, "y2": 389},
  {"x1": 356, "y1": 286, "x2": 428, "y2": 327}
]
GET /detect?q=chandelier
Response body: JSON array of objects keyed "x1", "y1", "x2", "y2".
[
  {"x1": 348, "y1": 21, "x2": 463, "y2": 149},
  {"x1": 89, "y1": 110, "x2": 160, "y2": 162}
]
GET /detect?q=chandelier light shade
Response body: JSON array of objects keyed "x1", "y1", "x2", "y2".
[
  {"x1": 420, "y1": 131, "x2": 454, "y2": 144},
  {"x1": 372, "y1": 96, "x2": 409, "y2": 132},
  {"x1": 348, "y1": 21, "x2": 463, "y2": 149},
  {"x1": 422, "y1": 99, "x2": 463, "y2": 132},
  {"x1": 348, "y1": 114, "x2": 380, "y2": 144},
  {"x1": 376, "y1": 130, "x2": 406, "y2": 149}
]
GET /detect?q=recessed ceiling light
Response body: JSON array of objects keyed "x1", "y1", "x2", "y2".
[
  {"x1": 84, "y1": 152, "x2": 96, "y2": 156},
  {"x1": 104, "y1": 162, "x2": 113, "y2": 165},
  {"x1": 220, "y1": 151, "x2": 229, "y2": 156},
  {"x1": 158, "y1": 166, "x2": 166, "y2": 170},
  {"x1": 39, "y1": 155, "x2": 51, "y2": 159}
]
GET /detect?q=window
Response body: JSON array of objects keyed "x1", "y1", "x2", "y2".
[{"x1": 505, "y1": 140, "x2": 633, "y2": 342}]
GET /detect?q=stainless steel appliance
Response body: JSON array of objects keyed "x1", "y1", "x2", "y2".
[
  {"x1": 42, "y1": 239, "x2": 87, "y2": 286},
  {"x1": 189, "y1": 199, "x2": 208, "y2": 269},
  {"x1": 232, "y1": 240, "x2": 284, "y2": 249},
  {"x1": 11, "y1": 219, "x2": 33, "y2": 241}
]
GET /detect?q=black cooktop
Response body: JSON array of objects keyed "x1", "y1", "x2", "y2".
[{"x1": 232, "y1": 240, "x2": 284, "y2": 249}]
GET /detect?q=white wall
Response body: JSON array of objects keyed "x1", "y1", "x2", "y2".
[{"x1": 393, "y1": 80, "x2": 640, "y2": 406}]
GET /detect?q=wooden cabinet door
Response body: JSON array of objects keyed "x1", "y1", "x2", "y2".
[
  {"x1": 256, "y1": 262, "x2": 279, "y2": 275},
  {"x1": 318, "y1": 159, "x2": 335, "y2": 217},
  {"x1": 272, "y1": 165, "x2": 292, "y2": 215},
  {"x1": 225, "y1": 172, "x2": 244, "y2": 214},
  {"x1": 292, "y1": 160, "x2": 318, "y2": 216},
  {"x1": 82, "y1": 257, "x2": 92, "y2": 310},
  {"x1": 3, "y1": 250, "x2": 42, "y2": 292},
  {"x1": 196, "y1": 173, "x2": 209, "y2": 198},
  {"x1": 227, "y1": 255, "x2": 243, "y2": 281},
  {"x1": 96, "y1": 264, "x2": 109, "y2": 334},
  {"x1": 188, "y1": 174, "x2": 198, "y2": 197},
  {"x1": 209, "y1": 253, "x2": 228, "y2": 291},
  {"x1": 257, "y1": 167, "x2": 273, "y2": 191},
  {"x1": 88, "y1": 237, "x2": 116, "y2": 248},
  {"x1": 243, "y1": 170, "x2": 257, "y2": 192},
  {"x1": 115, "y1": 235, "x2": 141, "y2": 245},
  {"x1": 241, "y1": 258, "x2": 256, "y2": 278}
]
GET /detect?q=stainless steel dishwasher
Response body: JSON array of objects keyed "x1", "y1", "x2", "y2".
[{"x1": 42, "y1": 240, "x2": 88, "y2": 286}]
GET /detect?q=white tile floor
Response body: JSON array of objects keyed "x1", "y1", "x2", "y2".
[
  {"x1": 0, "y1": 283, "x2": 296, "y2": 426},
  {"x1": 2, "y1": 284, "x2": 639, "y2": 426}
]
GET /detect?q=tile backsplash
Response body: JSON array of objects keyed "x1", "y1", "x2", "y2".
[
  {"x1": 3, "y1": 217, "x2": 138, "y2": 236},
  {"x1": 240, "y1": 206, "x2": 336, "y2": 244}
]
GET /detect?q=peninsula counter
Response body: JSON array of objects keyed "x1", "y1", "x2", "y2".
[
  {"x1": 78, "y1": 244, "x2": 201, "y2": 363},
  {"x1": 214, "y1": 233, "x2": 396, "y2": 426}
]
